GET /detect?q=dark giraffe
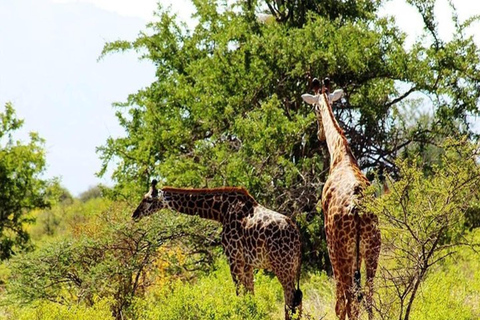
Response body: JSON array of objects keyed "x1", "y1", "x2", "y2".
[
  {"x1": 302, "y1": 79, "x2": 381, "y2": 320},
  {"x1": 132, "y1": 180, "x2": 303, "y2": 319}
]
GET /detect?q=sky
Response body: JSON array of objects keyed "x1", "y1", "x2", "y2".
[{"x1": 0, "y1": 0, "x2": 479, "y2": 196}]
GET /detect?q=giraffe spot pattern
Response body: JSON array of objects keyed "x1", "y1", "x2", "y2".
[{"x1": 132, "y1": 186, "x2": 302, "y2": 320}]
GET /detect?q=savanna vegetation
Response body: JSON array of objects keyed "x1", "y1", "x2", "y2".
[{"x1": 1, "y1": 0, "x2": 480, "y2": 319}]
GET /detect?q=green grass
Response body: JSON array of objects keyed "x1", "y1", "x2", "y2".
[{"x1": 126, "y1": 258, "x2": 339, "y2": 320}]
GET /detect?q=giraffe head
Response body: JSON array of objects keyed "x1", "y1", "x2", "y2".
[
  {"x1": 302, "y1": 79, "x2": 327, "y2": 141},
  {"x1": 132, "y1": 179, "x2": 164, "y2": 220},
  {"x1": 302, "y1": 77, "x2": 344, "y2": 141}
]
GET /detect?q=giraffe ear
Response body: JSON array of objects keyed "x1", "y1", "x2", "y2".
[
  {"x1": 301, "y1": 94, "x2": 318, "y2": 105},
  {"x1": 329, "y1": 89, "x2": 344, "y2": 103}
]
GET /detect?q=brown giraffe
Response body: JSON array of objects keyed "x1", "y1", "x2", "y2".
[
  {"x1": 302, "y1": 79, "x2": 381, "y2": 320},
  {"x1": 132, "y1": 180, "x2": 303, "y2": 319}
]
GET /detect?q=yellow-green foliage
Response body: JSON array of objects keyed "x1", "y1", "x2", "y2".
[
  {"x1": 129, "y1": 259, "x2": 339, "y2": 320},
  {"x1": 360, "y1": 140, "x2": 480, "y2": 320},
  {"x1": 4, "y1": 298, "x2": 113, "y2": 320},
  {"x1": 410, "y1": 231, "x2": 480, "y2": 320},
  {"x1": 130, "y1": 259, "x2": 283, "y2": 320}
]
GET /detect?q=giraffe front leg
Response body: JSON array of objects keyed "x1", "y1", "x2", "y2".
[
  {"x1": 223, "y1": 231, "x2": 247, "y2": 295},
  {"x1": 227, "y1": 256, "x2": 245, "y2": 296},
  {"x1": 243, "y1": 264, "x2": 254, "y2": 294}
]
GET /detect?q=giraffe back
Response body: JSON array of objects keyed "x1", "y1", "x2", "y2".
[{"x1": 237, "y1": 205, "x2": 301, "y2": 271}]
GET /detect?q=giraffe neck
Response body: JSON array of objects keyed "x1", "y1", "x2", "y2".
[
  {"x1": 161, "y1": 187, "x2": 257, "y2": 222},
  {"x1": 317, "y1": 93, "x2": 357, "y2": 171}
]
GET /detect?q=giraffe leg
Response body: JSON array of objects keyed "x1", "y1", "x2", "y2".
[
  {"x1": 335, "y1": 281, "x2": 347, "y2": 320},
  {"x1": 362, "y1": 223, "x2": 380, "y2": 320},
  {"x1": 346, "y1": 285, "x2": 360, "y2": 320},
  {"x1": 336, "y1": 261, "x2": 359, "y2": 320},
  {"x1": 270, "y1": 260, "x2": 300, "y2": 320},
  {"x1": 226, "y1": 255, "x2": 245, "y2": 295},
  {"x1": 268, "y1": 238, "x2": 303, "y2": 320},
  {"x1": 331, "y1": 256, "x2": 349, "y2": 320},
  {"x1": 278, "y1": 275, "x2": 297, "y2": 320},
  {"x1": 242, "y1": 264, "x2": 254, "y2": 294},
  {"x1": 364, "y1": 248, "x2": 379, "y2": 320},
  {"x1": 348, "y1": 256, "x2": 363, "y2": 320}
]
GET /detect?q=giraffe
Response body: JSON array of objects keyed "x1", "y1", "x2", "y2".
[
  {"x1": 132, "y1": 180, "x2": 303, "y2": 320},
  {"x1": 302, "y1": 78, "x2": 381, "y2": 320}
]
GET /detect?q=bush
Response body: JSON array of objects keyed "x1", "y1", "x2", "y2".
[
  {"x1": 6, "y1": 201, "x2": 222, "y2": 320},
  {"x1": 78, "y1": 185, "x2": 105, "y2": 203},
  {"x1": 5, "y1": 298, "x2": 113, "y2": 320},
  {"x1": 364, "y1": 139, "x2": 480, "y2": 320},
  {"x1": 129, "y1": 259, "x2": 282, "y2": 320},
  {"x1": 411, "y1": 232, "x2": 480, "y2": 320},
  {"x1": 298, "y1": 271, "x2": 336, "y2": 320}
]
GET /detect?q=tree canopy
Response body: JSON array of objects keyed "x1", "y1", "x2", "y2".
[{"x1": 98, "y1": 0, "x2": 480, "y2": 267}]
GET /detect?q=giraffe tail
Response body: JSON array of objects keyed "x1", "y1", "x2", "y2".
[
  {"x1": 293, "y1": 255, "x2": 303, "y2": 309},
  {"x1": 354, "y1": 269, "x2": 363, "y2": 302},
  {"x1": 354, "y1": 208, "x2": 363, "y2": 302},
  {"x1": 293, "y1": 288, "x2": 303, "y2": 309}
]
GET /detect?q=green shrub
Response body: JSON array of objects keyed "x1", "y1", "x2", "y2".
[
  {"x1": 129, "y1": 259, "x2": 283, "y2": 320},
  {"x1": 363, "y1": 139, "x2": 480, "y2": 320},
  {"x1": 6, "y1": 200, "x2": 222, "y2": 319},
  {"x1": 411, "y1": 231, "x2": 480, "y2": 320},
  {"x1": 5, "y1": 298, "x2": 113, "y2": 320}
]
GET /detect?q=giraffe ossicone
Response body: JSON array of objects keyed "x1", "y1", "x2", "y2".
[
  {"x1": 302, "y1": 84, "x2": 381, "y2": 320},
  {"x1": 132, "y1": 181, "x2": 303, "y2": 320}
]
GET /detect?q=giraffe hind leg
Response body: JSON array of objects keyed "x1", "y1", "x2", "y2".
[
  {"x1": 364, "y1": 249, "x2": 379, "y2": 320},
  {"x1": 273, "y1": 268, "x2": 300, "y2": 320},
  {"x1": 338, "y1": 265, "x2": 360, "y2": 320},
  {"x1": 362, "y1": 226, "x2": 380, "y2": 320},
  {"x1": 335, "y1": 283, "x2": 347, "y2": 320},
  {"x1": 281, "y1": 279, "x2": 298, "y2": 320},
  {"x1": 346, "y1": 287, "x2": 360, "y2": 320}
]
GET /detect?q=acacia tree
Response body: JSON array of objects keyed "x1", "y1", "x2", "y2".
[
  {"x1": 98, "y1": 0, "x2": 480, "y2": 268},
  {"x1": 0, "y1": 103, "x2": 53, "y2": 259},
  {"x1": 8, "y1": 204, "x2": 221, "y2": 320}
]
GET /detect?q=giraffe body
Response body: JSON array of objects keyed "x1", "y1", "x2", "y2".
[
  {"x1": 302, "y1": 91, "x2": 381, "y2": 320},
  {"x1": 133, "y1": 184, "x2": 302, "y2": 319}
]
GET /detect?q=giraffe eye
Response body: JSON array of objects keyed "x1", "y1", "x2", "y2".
[{"x1": 144, "y1": 197, "x2": 154, "y2": 203}]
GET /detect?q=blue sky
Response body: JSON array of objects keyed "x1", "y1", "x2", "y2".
[{"x1": 0, "y1": 0, "x2": 478, "y2": 196}]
